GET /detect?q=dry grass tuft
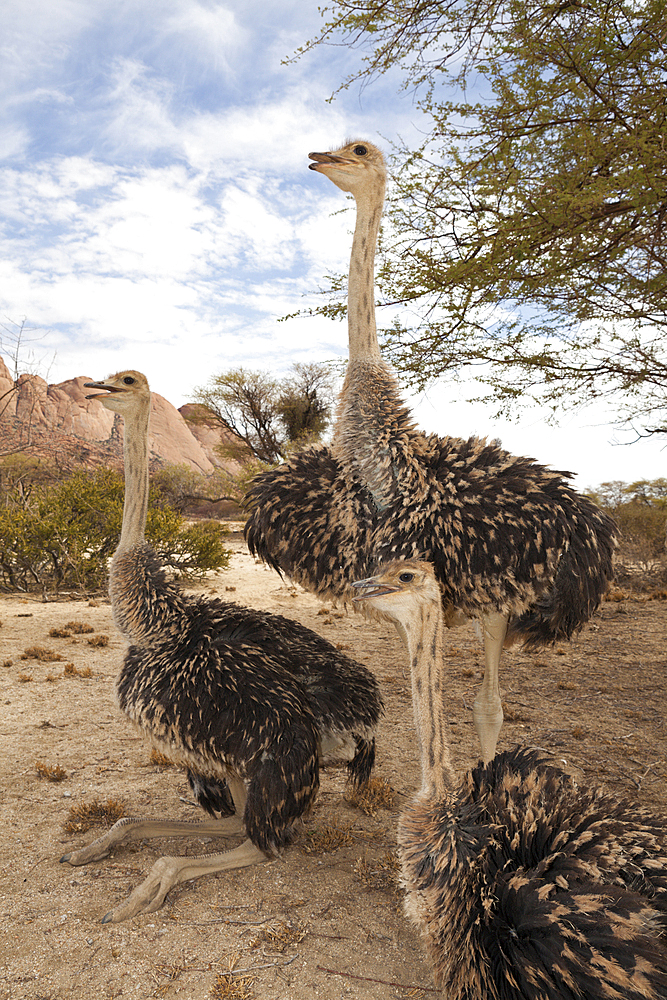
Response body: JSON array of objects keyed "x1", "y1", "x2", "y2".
[
  {"x1": 20, "y1": 645, "x2": 65, "y2": 662},
  {"x1": 149, "y1": 749, "x2": 175, "y2": 768},
  {"x1": 63, "y1": 662, "x2": 93, "y2": 678},
  {"x1": 64, "y1": 797, "x2": 127, "y2": 834},
  {"x1": 345, "y1": 776, "x2": 396, "y2": 816},
  {"x1": 354, "y1": 851, "x2": 403, "y2": 898},
  {"x1": 36, "y1": 761, "x2": 67, "y2": 782},
  {"x1": 209, "y1": 955, "x2": 256, "y2": 1000},
  {"x1": 2, "y1": 659, "x2": 12, "y2": 668},
  {"x1": 606, "y1": 589, "x2": 629, "y2": 603},
  {"x1": 65, "y1": 620, "x2": 95, "y2": 634},
  {"x1": 48, "y1": 626, "x2": 73, "y2": 638},
  {"x1": 301, "y1": 819, "x2": 354, "y2": 855},
  {"x1": 209, "y1": 973, "x2": 255, "y2": 1000},
  {"x1": 87, "y1": 634, "x2": 109, "y2": 647},
  {"x1": 18, "y1": 672, "x2": 33, "y2": 683},
  {"x1": 250, "y1": 917, "x2": 307, "y2": 952},
  {"x1": 502, "y1": 702, "x2": 531, "y2": 723}
]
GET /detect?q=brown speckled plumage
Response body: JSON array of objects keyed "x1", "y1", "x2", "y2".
[
  {"x1": 246, "y1": 141, "x2": 618, "y2": 762},
  {"x1": 245, "y1": 141, "x2": 618, "y2": 649},
  {"x1": 64, "y1": 370, "x2": 382, "y2": 920},
  {"x1": 401, "y1": 749, "x2": 667, "y2": 998},
  {"x1": 112, "y1": 543, "x2": 382, "y2": 851},
  {"x1": 355, "y1": 561, "x2": 667, "y2": 999}
]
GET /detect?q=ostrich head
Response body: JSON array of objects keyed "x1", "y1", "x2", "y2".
[
  {"x1": 308, "y1": 140, "x2": 385, "y2": 196},
  {"x1": 352, "y1": 559, "x2": 440, "y2": 625},
  {"x1": 84, "y1": 370, "x2": 150, "y2": 415}
]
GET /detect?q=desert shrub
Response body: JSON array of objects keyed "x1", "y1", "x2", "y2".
[
  {"x1": 0, "y1": 467, "x2": 230, "y2": 593},
  {"x1": 588, "y1": 479, "x2": 667, "y2": 577}
]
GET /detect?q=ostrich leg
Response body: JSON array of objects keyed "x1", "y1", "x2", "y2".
[{"x1": 473, "y1": 612, "x2": 508, "y2": 763}]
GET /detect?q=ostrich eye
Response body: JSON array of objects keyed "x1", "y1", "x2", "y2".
[
  {"x1": 123, "y1": 376, "x2": 135, "y2": 385},
  {"x1": 399, "y1": 572, "x2": 414, "y2": 583},
  {"x1": 353, "y1": 145, "x2": 368, "y2": 156}
]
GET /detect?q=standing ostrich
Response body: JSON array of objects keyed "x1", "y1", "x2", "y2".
[
  {"x1": 61, "y1": 369, "x2": 383, "y2": 923},
  {"x1": 353, "y1": 559, "x2": 667, "y2": 998},
  {"x1": 245, "y1": 140, "x2": 618, "y2": 761}
]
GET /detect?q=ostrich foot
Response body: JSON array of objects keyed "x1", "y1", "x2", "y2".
[
  {"x1": 101, "y1": 839, "x2": 269, "y2": 923},
  {"x1": 61, "y1": 814, "x2": 246, "y2": 866}
]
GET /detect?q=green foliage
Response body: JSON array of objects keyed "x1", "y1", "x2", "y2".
[
  {"x1": 302, "y1": 0, "x2": 667, "y2": 430},
  {"x1": 588, "y1": 478, "x2": 667, "y2": 564},
  {"x1": 0, "y1": 467, "x2": 231, "y2": 593}
]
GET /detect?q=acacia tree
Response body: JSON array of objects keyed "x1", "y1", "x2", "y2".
[
  {"x1": 189, "y1": 362, "x2": 335, "y2": 464},
  {"x1": 299, "y1": 0, "x2": 667, "y2": 432}
]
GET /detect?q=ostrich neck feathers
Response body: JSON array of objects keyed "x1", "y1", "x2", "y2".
[
  {"x1": 109, "y1": 394, "x2": 186, "y2": 645},
  {"x1": 397, "y1": 601, "x2": 456, "y2": 799},
  {"x1": 334, "y1": 169, "x2": 428, "y2": 509},
  {"x1": 116, "y1": 396, "x2": 150, "y2": 554}
]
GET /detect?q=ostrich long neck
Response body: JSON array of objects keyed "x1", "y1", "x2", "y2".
[
  {"x1": 394, "y1": 602, "x2": 455, "y2": 798},
  {"x1": 116, "y1": 399, "x2": 150, "y2": 553},
  {"x1": 347, "y1": 179, "x2": 385, "y2": 362},
  {"x1": 334, "y1": 172, "x2": 422, "y2": 509}
]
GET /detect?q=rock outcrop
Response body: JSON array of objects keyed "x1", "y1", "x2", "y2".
[{"x1": 0, "y1": 357, "x2": 237, "y2": 475}]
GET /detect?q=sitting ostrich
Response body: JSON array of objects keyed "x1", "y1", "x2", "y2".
[
  {"x1": 61, "y1": 369, "x2": 383, "y2": 923},
  {"x1": 353, "y1": 559, "x2": 667, "y2": 998},
  {"x1": 245, "y1": 140, "x2": 618, "y2": 762}
]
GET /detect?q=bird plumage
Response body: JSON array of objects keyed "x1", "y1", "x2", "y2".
[
  {"x1": 62, "y1": 369, "x2": 383, "y2": 920},
  {"x1": 401, "y1": 747, "x2": 667, "y2": 999},
  {"x1": 245, "y1": 139, "x2": 618, "y2": 760},
  {"x1": 247, "y1": 430, "x2": 616, "y2": 648},
  {"x1": 354, "y1": 560, "x2": 667, "y2": 999}
]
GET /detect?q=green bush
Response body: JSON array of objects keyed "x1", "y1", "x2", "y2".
[{"x1": 0, "y1": 468, "x2": 231, "y2": 593}]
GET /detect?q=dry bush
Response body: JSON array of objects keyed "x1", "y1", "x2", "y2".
[
  {"x1": 35, "y1": 761, "x2": 67, "y2": 782},
  {"x1": 20, "y1": 645, "x2": 65, "y2": 662},
  {"x1": 149, "y1": 749, "x2": 175, "y2": 768},
  {"x1": 345, "y1": 776, "x2": 396, "y2": 816},
  {"x1": 250, "y1": 918, "x2": 307, "y2": 952},
  {"x1": 63, "y1": 662, "x2": 93, "y2": 678},
  {"x1": 64, "y1": 797, "x2": 126, "y2": 834},
  {"x1": 301, "y1": 819, "x2": 354, "y2": 854},
  {"x1": 65, "y1": 620, "x2": 94, "y2": 634},
  {"x1": 354, "y1": 852, "x2": 403, "y2": 898},
  {"x1": 48, "y1": 626, "x2": 72, "y2": 638},
  {"x1": 87, "y1": 634, "x2": 109, "y2": 647}
]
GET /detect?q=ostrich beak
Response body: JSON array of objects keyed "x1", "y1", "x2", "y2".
[
  {"x1": 308, "y1": 151, "x2": 352, "y2": 173},
  {"x1": 352, "y1": 576, "x2": 401, "y2": 601},
  {"x1": 83, "y1": 380, "x2": 125, "y2": 400}
]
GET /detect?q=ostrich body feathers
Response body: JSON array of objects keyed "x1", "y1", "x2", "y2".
[
  {"x1": 112, "y1": 545, "x2": 383, "y2": 853},
  {"x1": 245, "y1": 420, "x2": 618, "y2": 648},
  {"x1": 399, "y1": 747, "x2": 667, "y2": 998}
]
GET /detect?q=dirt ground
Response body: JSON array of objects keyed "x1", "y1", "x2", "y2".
[{"x1": 1, "y1": 528, "x2": 666, "y2": 1000}]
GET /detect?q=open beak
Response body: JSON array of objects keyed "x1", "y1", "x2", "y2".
[
  {"x1": 352, "y1": 576, "x2": 401, "y2": 602},
  {"x1": 83, "y1": 380, "x2": 124, "y2": 401},
  {"x1": 308, "y1": 151, "x2": 352, "y2": 173}
]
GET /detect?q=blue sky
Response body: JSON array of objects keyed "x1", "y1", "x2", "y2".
[{"x1": 1, "y1": 0, "x2": 664, "y2": 489}]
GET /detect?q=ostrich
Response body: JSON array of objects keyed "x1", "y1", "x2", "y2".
[
  {"x1": 245, "y1": 140, "x2": 618, "y2": 762},
  {"x1": 60, "y1": 369, "x2": 383, "y2": 923},
  {"x1": 353, "y1": 559, "x2": 667, "y2": 998}
]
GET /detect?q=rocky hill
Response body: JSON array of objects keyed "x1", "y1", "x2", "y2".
[{"x1": 0, "y1": 357, "x2": 238, "y2": 475}]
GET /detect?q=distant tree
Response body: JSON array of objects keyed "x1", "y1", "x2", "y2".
[
  {"x1": 0, "y1": 317, "x2": 55, "y2": 456},
  {"x1": 299, "y1": 0, "x2": 667, "y2": 433},
  {"x1": 189, "y1": 363, "x2": 335, "y2": 464}
]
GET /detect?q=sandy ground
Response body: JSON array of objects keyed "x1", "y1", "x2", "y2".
[{"x1": 1, "y1": 530, "x2": 666, "y2": 1000}]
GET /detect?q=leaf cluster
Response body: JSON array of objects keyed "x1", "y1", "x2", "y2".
[{"x1": 304, "y1": 0, "x2": 667, "y2": 428}]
